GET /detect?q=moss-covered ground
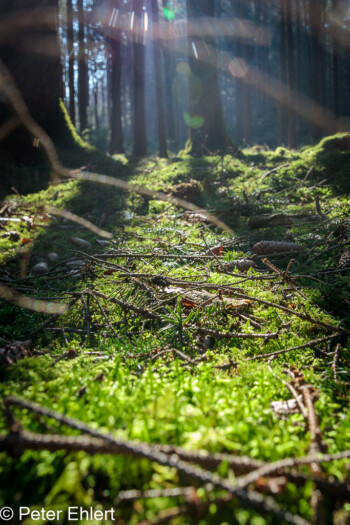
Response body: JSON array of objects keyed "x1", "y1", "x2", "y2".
[{"x1": 0, "y1": 134, "x2": 350, "y2": 524}]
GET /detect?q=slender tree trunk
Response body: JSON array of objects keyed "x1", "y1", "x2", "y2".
[
  {"x1": 161, "y1": 0, "x2": 176, "y2": 148},
  {"x1": 286, "y1": 0, "x2": 296, "y2": 147},
  {"x1": 279, "y1": 0, "x2": 287, "y2": 145},
  {"x1": 67, "y1": 0, "x2": 75, "y2": 125},
  {"x1": 77, "y1": 0, "x2": 88, "y2": 132},
  {"x1": 110, "y1": 37, "x2": 124, "y2": 153},
  {"x1": 309, "y1": 0, "x2": 322, "y2": 139},
  {"x1": 132, "y1": 0, "x2": 147, "y2": 157},
  {"x1": 101, "y1": 71, "x2": 107, "y2": 129},
  {"x1": 331, "y1": 0, "x2": 340, "y2": 117},
  {"x1": 235, "y1": 0, "x2": 251, "y2": 145},
  {"x1": 186, "y1": 0, "x2": 232, "y2": 155},
  {"x1": 93, "y1": 60, "x2": 99, "y2": 131},
  {"x1": 152, "y1": 0, "x2": 167, "y2": 157}
]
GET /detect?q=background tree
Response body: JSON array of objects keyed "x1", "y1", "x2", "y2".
[
  {"x1": 186, "y1": 0, "x2": 232, "y2": 155},
  {"x1": 108, "y1": 1, "x2": 124, "y2": 153},
  {"x1": 161, "y1": 0, "x2": 177, "y2": 150},
  {"x1": 77, "y1": 0, "x2": 88, "y2": 132},
  {"x1": 67, "y1": 0, "x2": 76, "y2": 125},
  {"x1": 132, "y1": 0, "x2": 147, "y2": 157},
  {"x1": 0, "y1": 0, "x2": 66, "y2": 157},
  {"x1": 151, "y1": 0, "x2": 167, "y2": 157},
  {"x1": 235, "y1": 0, "x2": 251, "y2": 145}
]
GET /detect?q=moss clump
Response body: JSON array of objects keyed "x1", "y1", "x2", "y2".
[{"x1": 317, "y1": 132, "x2": 350, "y2": 152}]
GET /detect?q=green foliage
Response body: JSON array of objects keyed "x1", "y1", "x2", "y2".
[{"x1": 0, "y1": 133, "x2": 350, "y2": 523}]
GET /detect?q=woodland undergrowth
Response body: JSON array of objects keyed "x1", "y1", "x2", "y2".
[{"x1": 0, "y1": 135, "x2": 350, "y2": 525}]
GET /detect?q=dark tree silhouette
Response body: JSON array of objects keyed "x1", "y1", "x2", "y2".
[
  {"x1": 0, "y1": 0, "x2": 65, "y2": 155},
  {"x1": 151, "y1": 0, "x2": 167, "y2": 158},
  {"x1": 110, "y1": 35, "x2": 124, "y2": 153},
  {"x1": 235, "y1": 0, "x2": 251, "y2": 145},
  {"x1": 77, "y1": 0, "x2": 88, "y2": 132},
  {"x1": 279, "y1": 0, "x2": 287, "y2": 145},
  {"x1": 161, "y1": 0, "x2": 177, "y2": 149},
  {"x1": 286, "y1": 0, "x2": 295, "y2": 147},
  {"x1": 186, "y1": 0, "x2": 232, "y2": 155},
  {"x1": 67, "y1": 0, "x2": 76, "y2": 125},
  {"x1": 132, "y1": 0, "x2": 147, "y2": 157}
]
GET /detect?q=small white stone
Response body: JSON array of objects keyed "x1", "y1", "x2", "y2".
[
  {"x1": 32, "y1": 262, "x2": 49, "y2": 275},
  {"x1": 70, "y1": 237, "x2": 91, "y2": 250},
  {"x1": 47, "y1": 252, "x2": 59, "y2": 262},
  {"x1": 96, "y1": 239, "x2": 110, "y2": 247},
  {"x1": 66, "y1": 260, "x2": 85, "y2": 268}
]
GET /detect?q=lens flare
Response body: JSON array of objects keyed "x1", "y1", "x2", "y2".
[
  {"x1": 228, "y1": 57, "x2": 248, "y2": 78},
  {"x1": 163, "y1": 2, "x2": 175, "y2": 21},
  {"x1": 191, "y1": 41, "x2": 198, "y2": 59},
  {"x1": 143, "y1": 11, "x2": 148, "y2": 33},
  {"x1": 184, "y1": 112, "x2": 204, "y2": 129},
  {"x1": 176, "y1": 62, "x2": 190, "y2": 74}
]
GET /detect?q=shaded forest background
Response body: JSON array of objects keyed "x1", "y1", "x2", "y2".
[
  {"x1": 55, "y1": 0, "x2": 350, "y2": 154},
  {"x1": 0, "y1": 0, "x2": 350, "y2": 161}
]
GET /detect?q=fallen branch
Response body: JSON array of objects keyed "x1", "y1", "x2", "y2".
[
  {"x1": 1, "y1": 396, "x2": 310, "y2": 525},
  {"x1": 193, "y1": 326, "x2": 279, "y2": 341},
  {"x1": 245, "y1": 334, "x2": 341, "y2": 362}
]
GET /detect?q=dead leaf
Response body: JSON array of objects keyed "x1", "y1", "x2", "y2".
[
  {"x1": 206, "y1": 245, "x2": 223, "y2": 256},
  {"x1": 166, "y1": 287, "x2": 253, "y2": 311},
  {"x1": 21, "y1": 238, "x2": 33, "y2": 245}
]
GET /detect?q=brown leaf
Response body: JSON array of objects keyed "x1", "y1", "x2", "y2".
[
  {"x1": 166, "y1": 287, "x2": 252, "y2": 311},
  {"x1": 21, "y1": 238, "x2": 33, "y2": 245},
  {"x1": 181, "y1": 298, "x2": 197, "y2": 309},
  {"x1": 206, "y1": 245, "x2": 223, "y2": 256}
]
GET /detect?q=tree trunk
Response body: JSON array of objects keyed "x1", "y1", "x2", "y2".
[
  {"x1": 152, "y1": 0, "x2": 167, "y2": 158},
  {"x1": 77, "y1": 0, "x2": 88, "y2": 132},
  {"x1": 286, "y1": 0, "x2": 296, "y2": 148},
  {"x1": 67, "y1": 0, "x2": 76, "y2": 125},
  {"x1": 0, "y1": 0, "x2": 71, "y2": 160},
  {"x1": 186, "y1": 0, "x2": 232, "y2": 155},
  {"x1": 331, "y1": 0, "x2": 340, "y2": 117},
  {"x1": 309, "y1": 0, "x2": 323, "y2": 139},
  {"x1": 110, "y1": 37, "x2": 124, "y2": 153},
  {"x1": 161, "y1": 0, "x2": 176, "y2": 149},
  {"x1": 235, "y1": 0, "x2": 251, "y2": 145},
  {"x1": 132, "y1": 0, "x2": 147, "y2": 157},
  {"x1": 279, "y1": 0, "x2": 287, "y2": 145}
]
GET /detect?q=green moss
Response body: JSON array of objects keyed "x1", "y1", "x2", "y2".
[
  {"x1": 315, "y1": 132, "x2": 350, "y2": 153},
  {"x1": 57, "y1": 100, "x2": 94, "y2": 152},
  {"x1": 0, "y1": 133, "x2": 349, "y2": 524}
]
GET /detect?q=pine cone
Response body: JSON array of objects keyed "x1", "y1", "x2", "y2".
[
  {"x1": 253, "y1": 240, "x2": 303, "y2": 255},
  {"x1": 338, "y1": 249, "x2": 350, "y2": 270},
  {"x1": 223, "y1": 259, "x2": 257, "y2": 272}
]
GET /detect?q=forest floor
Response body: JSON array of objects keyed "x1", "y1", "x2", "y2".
[{"x1": 0, "y1": 134, "x2": 350, "y2": 525}]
